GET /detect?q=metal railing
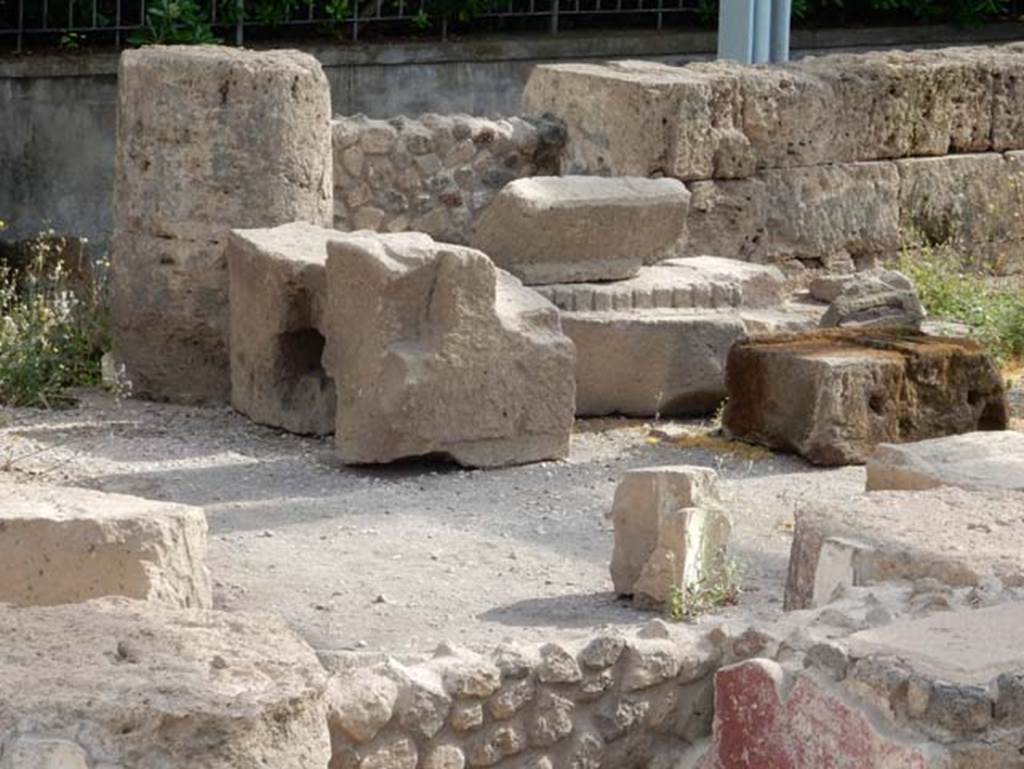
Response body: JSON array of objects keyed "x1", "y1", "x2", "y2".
[{"x1": 0, "y1": 0, "x2": 703, "y2": 50}]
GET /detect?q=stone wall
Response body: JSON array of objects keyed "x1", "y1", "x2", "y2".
[
  {"x1": 523, "y1": 45, "x2": 1024, "y2": 274},
  {"x1": 331, "y1": 114, "x2": 565, "y2": 244},
  {"x1": 323, "y1": 622, "x2": 762, "y2": 769}
]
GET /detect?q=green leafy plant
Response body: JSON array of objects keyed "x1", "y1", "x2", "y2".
[
  {"x1": 0, "y1": 232, "x2": 110, "y2": 409},
  {"x1": 668, "y1": 556, "x2": 743, "y2": 621},
  {"x1": 60, "y1": 31, "x2": 85, "y2": 49},
  {"x1": 128, "y1": 0, "x2": 220, "y2": 45},
  {"x1": 895, "y1": 237, "x2": 1024, "y2": 366}
]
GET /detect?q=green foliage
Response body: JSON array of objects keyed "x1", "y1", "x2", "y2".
[
  {"x1": 128, "y1": 0, "x2": 220, "y2": 45},
  {"x1": 0, "y1": 235, "x2": 110, "y2": 409},
  {"x1": 896, "y1": 239, "x2": 1024, "y2": 365},
  {"x1": 667, "y1": 555, "x2": 742, "y2": 621},
  {"x1": 701, "y1": 0, "x2": 1007, "y2": 27}
]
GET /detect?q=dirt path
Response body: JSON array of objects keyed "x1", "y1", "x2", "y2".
[{"x1": 1, "y1": 390, "x2": 865, "y2": 655}]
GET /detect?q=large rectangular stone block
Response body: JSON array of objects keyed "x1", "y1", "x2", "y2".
[
  {"x1": 683, "y1": 179, "x2": 768, "y2": 263},
  {"x1": 763, "y1": 162, "x2": 901, "y2": 268},
  {"x1": 323, "y1": 232, "x2": 575, "y2": 468},
  {"x1": 563, "y1": 310, "x2": 746, "y2": 418},
  {"x1": 471, "y1": 175, "x2": 690, "y2": 284},
  {"x1": 227, "y1": 222, "x2": 336, "y2": 436},
  {"x1": 112, "y1": 46, "x2": 333, "y2": 402},
  {"x1": 0, "y1": 482, "x2": 211, "y2": 609},
  {"x1": 723, "y1": 330, "x2": 1008, "y2": 466}
]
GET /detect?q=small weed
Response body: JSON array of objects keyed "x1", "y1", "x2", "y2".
[
  {"x1": 895, "y1": 235, "x2": 1024, "y2": 367},
  {"x1": 668, "y1": 556, "x2": 743, "y2": 621},
  {"x1": 0, "y1": 232, "x2": 111, "y2": 408}
]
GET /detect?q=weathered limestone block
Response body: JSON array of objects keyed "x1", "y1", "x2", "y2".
[
  {"x1": 112, "y1": 45, "x2": 333, "y2": 402},
  {"x1": 723, "y1": 330, "x2": 1008, "y2": 466},
  {"x1": 563, "y1": 311, "x2": 746, "y2": 418},
  {"x1": 763, "y1": 162, "x2": 901, "y2": 267},
  {"x1": 471, "y1": 176, "x2": 690, "y2": 284},
  {"x1": 898, "y1": 153, "x2": 1024, "y2": 273},
  {"x1": 533, "y1": 257, "x2": 784, "y2": 312},
  {"x1": 0, "y1": 598, "x2": 330, "y2": 768},
  {"x1": 227, "y1": 222, "x2": 336, "y2": 436},
  {"x1": 785, "y1": 487, "x2": 1024, "y2": 610},
  {"x1": 866, "y1": 431, "x2": 1024, "y2": 493},
  {"x1": 683, "y1": 179, "x2": 768, "y2": 263},
  {"x1": 819, "y1": 268, "x2": 925, "y2": 330},
  {"x1": 609, "y1": 466, "x2": 732, "y2": 608},
  {"x1": 0, "y1": 481, "x2": 211, "y2": 609},
  {"x1": 0, "y1": 737, "x2": 90, "y2": 769},
  {"x1": 323, "y1": 232, "x2": 575, "y2": 467}
]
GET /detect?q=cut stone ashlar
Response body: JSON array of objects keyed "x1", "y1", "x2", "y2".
[
  {"x1": 722, "y1": 329, "x2": 1009, "y2": 466},
  {"x1": 0, "y1": 481, "x2": 211, "y2": 609},
  {"x1": 0, "y1": 598, "x2": 330, "y2": 769},
  {"x1": 322, "y1": 231, "x2": 576, "y2": 468},
  {"x1": 532, "y1": 256, "x2": 785, "y2": 313},
  {"x1": 470, "y1": 175, "x2": 690, "y2": 285},
  {"x1": 227, "y1": 222, "x2": 336, "y2": 436},
  {"x1": 785, "y1": 487, "x2": 1024, "y2": 610},
  {"x1": 866, "y1": 430, "x2": 1024, "y2": 493},
  {"x1": 609, "y1": 466, "x2": 732, "y2": 608},
  {"x1": 563, "y1": 311, "x2": 746, "y2": 418}
]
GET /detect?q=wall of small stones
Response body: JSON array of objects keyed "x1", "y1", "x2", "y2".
[
  {"x1": 324, "y1": 621, "x2": 776, "y2": 769},
  {"x1": 523, "y1": 45, "x2": 1024, "y2": 275},
  {"x1": 332, "y1": 114, "x2": 565, "y2": 245}
]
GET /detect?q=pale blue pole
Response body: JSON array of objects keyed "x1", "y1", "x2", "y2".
[
  {"x1": 717, "y1": 0, "x2": 755, "y2": 65},
  {"x1": 752, "y1": 0, "x2": 771, "y2": 64},
  {"x1": 770, "y1": 0, "x2": 792, "y2": 62}
]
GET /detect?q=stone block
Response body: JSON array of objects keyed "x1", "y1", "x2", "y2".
[
  {"x1": 609, "y1": 466, "x2": 732, "y2": 607},
  {"x1": 471, "y1": 175, "x2": 690, "y2": 284},
  {"x1": 683, "y1": 179, "x2": 768, "y2": 263},
  {"x1": 562, "y1": 311, "x2": 746, "y2": 418},
  {"x1": 722, "y1": 329, "x2": 1008, "y2": 466},
  {"x1": 898, "y1": 153, "x2": 1024, "y2": 273},
  {"x1": 848, "y1": 603, "x2": 1024, "y2": 686},
  {"x1": 227, "y1": 222, "x2": 336, "y2": 436},
  {"x1": 0, "y1": 482, "x2": 211, "y2": 609},
  {"x1": 0, "y1": 599, "x2": 329, "y2": 768},
  {"x1": 112, "y1": 45, "x2": 332, "y2": 402},
  {"x1": 785, "y1": 487, "x2": 1024, "y2": 610},
  {"x1": 763, "y1": 162, "x2": 901, "y2": 267},
  {"x1": 533, "y1": 257, "x2": 784, "y2": 313},
  {"x1": 818, "y1": 268, "x2": 924, "y2": 330},
  {"x1": 866, "y1": 430, "x2": 1024, "y2": 493},
  {"x1": 323, "y1": 232, "x2": 575, "y2": 467}
]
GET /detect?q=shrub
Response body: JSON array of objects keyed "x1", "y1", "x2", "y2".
[
  {"x1": 0, "y1": 230, "x2": 110, "y2": 408},
  {"x1": 895, "y1": 239, "x2": 1024, "y2": 366}
]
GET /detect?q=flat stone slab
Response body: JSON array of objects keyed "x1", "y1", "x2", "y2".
[
  {"x1": 533, "y1": 256, "x2": 784, "y2": 312},
  {"x1": 227, "y1": 221, "x2": 336, "y2": 436},
  {"x1": 562, "y1": 310, "x2": 746, "y2": 417},
  {"x1": 723, "y1": 329, "x2": 1008, "y2": 466},
  {"x1": 785, "y1": 487, "x2": 1024, "y2": 610},
  {"x1": 848, "y1": 602, "x2": 1024, "y2": 685},
  {"x1": 471, "y1": 175, "x2": 690, "y2": 284},
  {"x1": 0, "y1": 482, "x2": 211, "y2": 609},
  {"x1": 0, "y1": 598, "x2": 329, "y2": 768},
  {"x1": 866, "y1": 430, "x2": 1024, "y2": 492}
]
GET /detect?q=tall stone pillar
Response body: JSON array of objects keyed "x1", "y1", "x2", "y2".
[{"x1": 111, "y1": 45, "x2": 333, "y2": 402}]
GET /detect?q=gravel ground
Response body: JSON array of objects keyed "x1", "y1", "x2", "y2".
[{"x1": 0, "y1": 389, "x2": 881, "y2": 655}]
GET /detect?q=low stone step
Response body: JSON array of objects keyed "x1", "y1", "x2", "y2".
[
  {"x1": 562, "y1": 310, "x2": 747, "y2": 417},
  {"x1": 471, "y1": 175, "x2": 690, "y2": 284},
  {"x1": 534, "y1": 256, "x2": 785, "y2": 312}
]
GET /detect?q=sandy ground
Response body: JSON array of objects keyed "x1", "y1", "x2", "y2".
[{"x1": 0, "y1": 389, "x2": 896, "y2": 656}]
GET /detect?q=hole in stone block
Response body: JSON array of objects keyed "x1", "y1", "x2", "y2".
[
  {"x1": 279, "y1": 328, "x2": 326, "y2": 379},
  {"x1": 868, "y1": 393, "x2": 886, "y2": 415}
]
